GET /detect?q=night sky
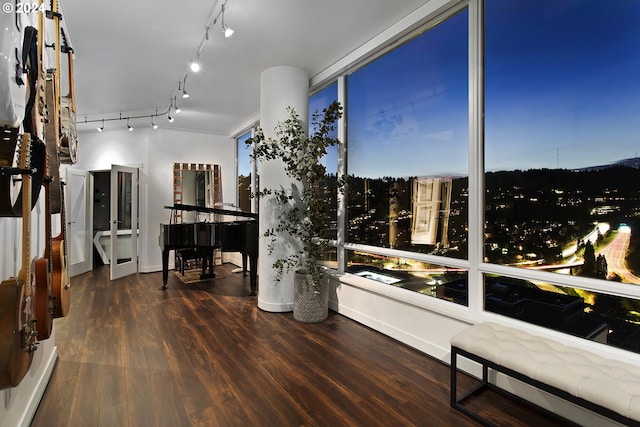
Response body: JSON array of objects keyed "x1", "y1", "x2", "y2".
[{"x1": 245, "y1": 1, "x2": 640, "y2": 179}]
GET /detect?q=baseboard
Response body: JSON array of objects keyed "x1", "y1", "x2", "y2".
[
  {"x1": 257, "y1": 298, "x2": 294, "y2": 313},
  {"x1": 19, "y1": 346, "x2": 58, "y2": 427},
  {"x1": 332, "y1": 302, "x2": 450, "y2": 363}
]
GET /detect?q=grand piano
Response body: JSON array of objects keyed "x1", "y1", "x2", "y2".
[{"x1": 159, "y1": 203, "x2": 258, "y2": 295}]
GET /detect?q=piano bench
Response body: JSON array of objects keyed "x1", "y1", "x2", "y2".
[{"x1": 176, "y1": 249, "x2": 209, "y2": 275}]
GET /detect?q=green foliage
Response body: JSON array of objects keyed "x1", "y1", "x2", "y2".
[{"x1": 247, "y1": 101, "x2": 343, "y2": 290}]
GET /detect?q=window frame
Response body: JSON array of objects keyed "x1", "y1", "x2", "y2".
[{"x1": 301, "y1": 0, "x2": 640, "y2": 347}]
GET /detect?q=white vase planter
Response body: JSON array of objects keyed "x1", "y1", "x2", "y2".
[{"x1": 293, "y1": 268, "x2": 329, "y2": 323}]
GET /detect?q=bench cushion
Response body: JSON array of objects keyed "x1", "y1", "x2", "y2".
[{"x1": 451, "y1": 322, "x2": 640, "y2": 421}]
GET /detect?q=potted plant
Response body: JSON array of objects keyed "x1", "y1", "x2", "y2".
[{"x1": 247, "y1": 101, "x2": 342, "y2": 322}]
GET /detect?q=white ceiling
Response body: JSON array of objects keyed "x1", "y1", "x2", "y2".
[{"x1": 62, "y1": 0, "x2": 430, "y2": 135}]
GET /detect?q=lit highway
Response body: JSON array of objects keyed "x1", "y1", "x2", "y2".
[
  {"x1": 527, "y1": 224, "x2": 639, "y2": 286},
  {"x1": 597, "y1": 225, "x2": 640, "y2": 284}
]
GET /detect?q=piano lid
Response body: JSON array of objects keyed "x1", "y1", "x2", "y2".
[{"x1": 165, "y1": 203, "x2": 258, "y2": 219}]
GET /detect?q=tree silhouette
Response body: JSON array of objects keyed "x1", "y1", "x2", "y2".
[{"x1": 581, "y1": 241, "x2": 596, "y2": 277}]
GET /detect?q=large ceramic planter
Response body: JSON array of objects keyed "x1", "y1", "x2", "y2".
[{"x1": 293, "y1": 268, "x2": 329, "y2": 323}]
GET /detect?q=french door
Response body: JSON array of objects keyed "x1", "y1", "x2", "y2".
[
  {"x1": 109, "y1": 164, "x2": 138, "y2": 280},
  {"x1": 67, "y1": 168, "x2": 92, "y2": 277}
]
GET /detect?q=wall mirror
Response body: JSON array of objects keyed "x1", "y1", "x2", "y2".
[{"x1": 172, "y1": 163, "x2": 221, "y2": 223}]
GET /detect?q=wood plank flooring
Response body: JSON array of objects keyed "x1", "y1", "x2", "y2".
[{"x1": 31, "y1": 264, "x2": 573, "y2": 427}]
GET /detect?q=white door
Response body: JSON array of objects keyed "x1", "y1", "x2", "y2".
[
  {"x1": 67, "y1": 168, "x2": 93, "y2": 277},
  {"x1": 110, "y1": 164, "x2": 138, "y2": 280}
]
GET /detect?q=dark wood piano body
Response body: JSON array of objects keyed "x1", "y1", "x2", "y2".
[{"x1": 159, "y1": 204, "x2": 258, "y2": 295}]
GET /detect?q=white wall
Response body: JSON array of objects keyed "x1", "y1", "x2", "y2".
[
  {"x1": 71, "y1": 126, "x2": 236, "y2": 273},
  {"x1": 0, "y1": 10, "x2": 70, "y2": 424},
  {"x1": 0, "y1": 190, "x2": 58, "y2": 427}
]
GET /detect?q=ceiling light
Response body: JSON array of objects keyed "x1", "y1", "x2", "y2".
[
  {"x1": 127, "y1": 117, "x2": 134, "y2": 131},
  {"x1": 221, "y1": 4, "x2": 233, "y2": 38},
  {"x1": 97, "y1": 119, "x2": 104, "y2": 132},
  {"x1": 151, "y1": 116, "x2": 158, "y2": 129},
  {"x1": 190, "y1": 57, "x2": 201, "y2": 73}
]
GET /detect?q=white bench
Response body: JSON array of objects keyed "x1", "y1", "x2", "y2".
[{"x1": 450, "y1": 322, "x2": 640, "y2": 426}]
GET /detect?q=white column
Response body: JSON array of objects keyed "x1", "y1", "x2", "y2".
[{"x1": 257, "y1": 66, "x2": 309, "y2": 312}]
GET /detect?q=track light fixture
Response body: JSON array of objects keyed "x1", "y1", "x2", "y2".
[
  {"x1": 182, "y1": 76, "x2": 190, "y2": 99},
  {"x1": 222, "y1": 3, "x2": 233, "y2": 38},
  {"x1": 97, "y1": 119, "x2": 104, "y2": 132},
  {"x1": 167, "y1": 99, "x2": 175, "y2": 122},
  {"x1": 127, "y1": 117, "x2": 133, "y2": 131},
  {"x1": 151, "y1": 115, "x2": 158, "y2": 129},
  {"x1": 174, "y1": 97, "x2": 182, "y2": 114}
]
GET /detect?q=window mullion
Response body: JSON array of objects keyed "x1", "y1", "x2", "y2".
[{"x1": 467, "y1": 0, "x2": 484, "y2": 316}]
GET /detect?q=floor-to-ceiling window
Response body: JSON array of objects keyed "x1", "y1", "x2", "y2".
[
  {"x1": 483, "y1": 0, "x2": 640, "y2": 351},
  {"x1": 309, "y1": 83, "x2": 339, "y2": 265},
  {"x1": 343, "y1": 7, "x2": 470, "y2": 303},
  {"x1": 237, "y1": 130, "x2": 253, "y2": 212},
  {"x1": 294, "y1": 0, "x2": 640, "y2": 352}
]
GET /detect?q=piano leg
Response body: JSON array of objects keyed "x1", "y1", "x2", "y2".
[
  {"x1": 201, "y1": 250, "x2": 215, "y2": 280},
  {"x1": 160, "y1": 248, "x2": 170, "y2": 290},
  {"x1": 241, "y1": 252, "x2": 248, "y2": 277},
  {"x1": 249, "y1": 254, "x2": 257, "y2": 296}
]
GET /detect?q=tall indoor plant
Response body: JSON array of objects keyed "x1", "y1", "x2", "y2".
[{"x1": 248, "y1": 101, "x2": 342, "y2": 322}]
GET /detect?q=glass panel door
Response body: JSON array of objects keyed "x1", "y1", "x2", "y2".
[
  {"x1": 110, "y1": 164, "x2": 138, "y2": 280},
  {"x1": 66, "y1": 168, "x2": 92, "y2": 277}
]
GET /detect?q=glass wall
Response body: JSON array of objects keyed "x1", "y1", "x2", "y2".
[
  {"x1": 341, "y1": 7, "x2": 469, "y2": 303},
  {"x1": 247, "y1": 0, "x2": 640, "y2": 350},
  {"x1": 346, "y1": 9, "x2": 469, "y2": 259},
  {"x1": 481, "y1": 0, "x2": 640, "y2": 352},
  {"x1": 484, "y1": 0, "x2": 640, "y2": 286},
  {"x1": 309, "y1": 83, "x2": 339, "y2": 243},
  {"x1": 237, "y1": 130, "x2": 253, "y2": 212}
]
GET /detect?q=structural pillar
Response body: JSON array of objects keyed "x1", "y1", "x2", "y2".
[{"x1": 257, "y1": 65, "x2": 309, "y2": 312}]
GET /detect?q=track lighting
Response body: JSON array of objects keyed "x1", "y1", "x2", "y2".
[
  {"x1": 82, "y1": 1, "x2": 238, "y2": 128},
  {"x1": 222, "y1": 3, "x2": 233, "y2": 38},
  {"x1": 85, "y1": 110, "x2": 169, "y2": 129}
]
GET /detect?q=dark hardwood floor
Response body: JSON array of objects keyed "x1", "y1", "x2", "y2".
[{"x1": 31, "y1": 264, "x2": 572, "y2": 427}]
